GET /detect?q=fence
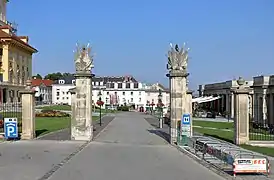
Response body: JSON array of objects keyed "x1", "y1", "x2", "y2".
[
  {"x1": 186, "y1": 136, "x2": 270, "y2": 177},
  {"x1": 0, "y1": 102, "x2": 22, "y2": 134},
  {"x1": 249, "y1": 117, "x2": 274, "y2": 141}
]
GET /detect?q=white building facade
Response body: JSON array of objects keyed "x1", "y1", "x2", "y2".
[{"x1": 52, "y1": 75, "x2": 170, "y2": 109}]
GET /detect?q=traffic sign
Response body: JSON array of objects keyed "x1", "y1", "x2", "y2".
[
  {"x1": 182, "y1": 114, "x2": 191, "y2": 125},
  {"x1": 4, "y1": 118, "x2": 18, "y2": 139}
]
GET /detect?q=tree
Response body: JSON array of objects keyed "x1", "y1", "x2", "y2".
[
  {"x1": 32, "y1": 74, "x2": 42, "y2": 79},
  {"x1": 44, "y1": 72, "x2": 74, "y2": 81}
]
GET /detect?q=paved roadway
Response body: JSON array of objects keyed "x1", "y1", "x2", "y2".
[{"x1": 47, "y1": 112, "x2": 223, "y2": 180}]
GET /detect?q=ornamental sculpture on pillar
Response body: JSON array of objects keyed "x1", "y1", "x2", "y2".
[
  {"x1": 73, "y1": 43, "x2": 94, "y2": 73},
  {"x1": 167, "y1": 43, "x2": 190, "y2": 72},
  {"x1": 166, "y1": 42, "x2": 191, "y2": 144}
]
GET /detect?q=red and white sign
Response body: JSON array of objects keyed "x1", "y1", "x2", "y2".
[{"x1": 234, "y1": 158, "x2": 268, "y2": 173}]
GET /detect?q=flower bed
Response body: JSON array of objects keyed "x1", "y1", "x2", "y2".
[{"x1": 36, "y1": 110, "x2": 70, "y2": 117}]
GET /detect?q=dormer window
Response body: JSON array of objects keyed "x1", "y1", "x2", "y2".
[{"x1": 59, "y1": 80, "x2": 65, "y2": 84}]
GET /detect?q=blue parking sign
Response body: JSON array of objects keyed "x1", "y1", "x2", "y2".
[
  {"x1": 182, "y1": 114, "x2": 191, "y2": 125},
  {"x1": 4, "y1": 118, "x2": 18, "y2": 139}
]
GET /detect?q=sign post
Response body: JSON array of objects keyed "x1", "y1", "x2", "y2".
[
  {"x1": 181, "y1": 114, "x2": 191, "y2": 146},
  {"x1": 4, "y1": 118, "x2": 18, "y2": 140}
]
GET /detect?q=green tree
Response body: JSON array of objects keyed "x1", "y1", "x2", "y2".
[
  {"x1": 32, "y1": 74, "x2": 42, "y2": 79},
  {"x1": 44, "y1": 72, "x2": 73, "y2": 81}
]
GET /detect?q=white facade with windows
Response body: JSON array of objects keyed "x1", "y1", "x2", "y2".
[{"x1": 51, "y1": 76, "x2": 170, "y2": 109}]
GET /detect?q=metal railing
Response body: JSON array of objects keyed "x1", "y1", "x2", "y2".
[{"x1": 186, "y1": 136, "x2": 270, "y2": 178}]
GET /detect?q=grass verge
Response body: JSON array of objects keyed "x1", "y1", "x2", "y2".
[{"x1": 35, "y1": 116, "x2": 100, "y2": 137}]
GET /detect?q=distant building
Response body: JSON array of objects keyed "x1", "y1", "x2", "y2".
[
  {"x1": 51, "y1": 75, "x2": 170, "y2": 109},
  {"x1": 31, "y1": 78, "x2": 53, "y2": 104},
  {"x1": 52, "y1": 76, "x2": 75, "y2": 105},
  {"x1": 0, "y1": 0, "x2": 37, "y2": 104},
  {"x1": 198, "y1": 79, "x2": 253, "y2": 119}
]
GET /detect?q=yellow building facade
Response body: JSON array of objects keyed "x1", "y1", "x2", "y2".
[{"x1": 0, "y1": 0, "x2": 37, "y2": 103}]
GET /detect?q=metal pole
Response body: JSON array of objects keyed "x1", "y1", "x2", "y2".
[
  {"x1": 99, "y1": 105, "x2": 102, "y2": 126},
  {"x1": 159, "y1": 106, "x2": 163, "y2": 128}
]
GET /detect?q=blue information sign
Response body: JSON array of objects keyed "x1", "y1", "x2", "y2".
[
  {"x1": 4, "y1": 118, "x2": 18, "y2": 139},
  {"x1": 182, "y1": 114, "x2": 191, "y2": 125}
]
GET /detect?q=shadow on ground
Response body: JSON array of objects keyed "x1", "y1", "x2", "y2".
[
  {"x1": 147, "y1": 129, "x2": 169, "y2": 143},
  {"x1": 35, "y1": 129, "x2": 48, "y2": 137}
]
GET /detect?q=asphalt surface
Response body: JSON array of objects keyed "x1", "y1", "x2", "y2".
[
  {"x1": 145, "y1": 115, "x2": 274, "y2": 180},
  {"x1": 47, "y1": 112, "x2": 224, "y2": 180}
]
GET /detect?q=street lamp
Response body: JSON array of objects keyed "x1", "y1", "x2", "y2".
[
  {"x1": 96, "y1": 91, "x2": 104, "y2": 126},
  {"x1": 157, "y1": 89, "x2": 164, "y2": 128}
]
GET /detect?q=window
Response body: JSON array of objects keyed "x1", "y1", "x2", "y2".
[
  {"x1": 63, "y1": 91, "x2": 65, "y2": 94},
  {"x1": 57, "y1": 92, "x2": 60, "y2": 96},
  {"x1": 67, "y1": 97, "x2": 69, "y2": 99},
  {"x1": 57, "y1": 97, "x2": 59, "y2": 100},
  {"x1": 67, "y1": 92, "x2": 69, "y2": 94},
  {"x1": 139, "y1": 91, "x2": 141, "y2": 95},
  {"x1": 134, "y1": 83, "x2": 138, "y2": 88},
  {"x1": 59, "y1": 80, "x2": 65, "y2": 84},
  {"x1": 118, "y1": 83, "x2": 122, "y2": 88},
  {"x1": 114, "y1": 92, "x2": 117, "y2": 95},
  {"x1": 130, "y1": 92, "x2": 133, "y2": 96},
  {"x1": 72, "y1": 80, "x2": 75, "y2": 84},
  {"x1": 0, "y1": 48, "x2": 3, "y2": 56},
  {"x1": 110, "y1": 83, "x2": 114, "y2": 88},
  {"x1": 62, "y1": 97, "x2": 64, "y2": 100},
  {"x1": 107, "y1": 92, "x2": 109, "y2": 95},
  {"x1": 139, "y1": 98, "x2": 141, "y2": 102},
  {"x1": 126, "y1": 83, "x2": 130, "y2": 88},
  {"x1": 131, "y1": 98, "x2": 133, "y2": 102},
  {"x1": 122, "y1": 92, "x2": 125, "y2": 95}
]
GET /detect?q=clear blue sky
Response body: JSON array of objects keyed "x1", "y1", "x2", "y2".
[{"x1": 8, "y1": 0, "x2": 274, "y2": 89}]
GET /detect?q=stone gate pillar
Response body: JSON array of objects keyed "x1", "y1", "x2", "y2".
[
  {"x1": 166, "y1": 43, "x2": 190, "y2": 144},
  {"x1": 71, "y1": 44, "x2": 95, "y2": 141},
  {"x1": 233, "y1": 77, "x2": 250, "y2": 145},
  {"x1": 20, "y1": 79, "x2": 36, "y2": 140}
]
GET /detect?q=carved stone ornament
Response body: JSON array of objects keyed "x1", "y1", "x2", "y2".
[
  {"x1": 167, "y1": 43, "x2": 190, "y2": 71},
  {"x1": 73, "y1": 43, "x2": 94, "y2": 72}
]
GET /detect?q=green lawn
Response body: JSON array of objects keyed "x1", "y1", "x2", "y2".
[
  {"x1": 35, "y1": 117, "x2": 70, "y2": 136},
  {"x1": 193, "y1": 120, "x2": 233, "y2": 129},
  {"x1": 35, "y1": 116, "x2": 100, "y2": 137},
  {"x1": 36, "y1": 105, "x2": 118, "y2": 113},
  {"x1": 193, "y1": 120, "x2": 274, "y2": 157},
  {"x1": 36, "y1": 105, "x2": 71, "y2": 111}
]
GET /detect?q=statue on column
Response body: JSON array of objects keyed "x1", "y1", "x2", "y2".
[
  {"x1": 73, "y1": 43, "x2": 94, "y2": 73},
  {"x1": 167, "y1": 43, "x2": 190, "y2": 71}
]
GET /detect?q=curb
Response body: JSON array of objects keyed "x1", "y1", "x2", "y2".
[{"x1": 93, "y1": 115, "x2": 116, "y2": 139}]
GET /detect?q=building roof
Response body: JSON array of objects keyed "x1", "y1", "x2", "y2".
[
  {"x1": 53, "y1": 75, "x2": 138, "y2": 84},
  {"x1": 0, "y1": 26, "x2": 38, "y2": 53},
  {"x1": 32, "y1": 79, "x2": 53, "y2": 87}
]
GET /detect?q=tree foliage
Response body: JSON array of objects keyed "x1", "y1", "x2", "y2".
[
  {"x1": 44, "y1": 72, "x2": 74, "y2": 81},
  {"x1": 32, "y1": 74, "x2": 42, "y2": 79}
]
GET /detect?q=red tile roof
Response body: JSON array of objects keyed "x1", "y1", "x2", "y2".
[{"x1": 32, "y1": 79, "x2": 53, "y2": 87}]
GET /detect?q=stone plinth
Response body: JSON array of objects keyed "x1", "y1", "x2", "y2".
[
  {"x1": 71, "y1": 72, "x2": 94, "y2": 141},
  {"x1": 20, "y1": 88, "x2": 36, "y2": 140},
  {"x1": 167, "y1": 70, "x2": 189, "y2": 144},
  {"x1": 233, "y1": 88, "x2": 250, "y2": 145}
]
